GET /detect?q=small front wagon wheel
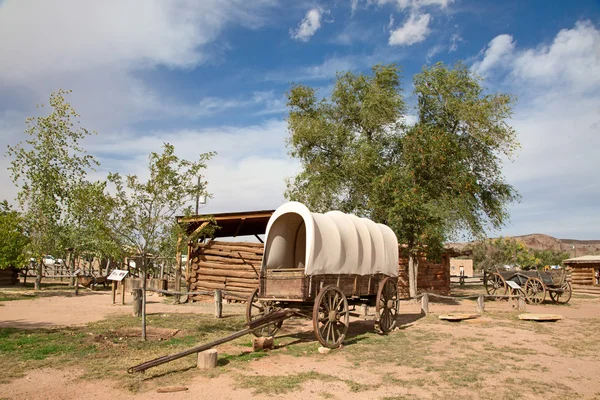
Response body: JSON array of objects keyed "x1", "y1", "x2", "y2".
[
  {"x1": 549, "y1": 282, "x2": 572, "y2": 304},
  {"x1": 375, "y1": 277, "x2": 399, "y2": 334},
  {"x1": 246, "y1": 289, "x2": 282, "y2": 337},
  {"x1": 313, "y1": 286, "x2": 349, "y2": 348},
  {"x1": 524, "y1": 277, "x2": 546, "y2": 304}
]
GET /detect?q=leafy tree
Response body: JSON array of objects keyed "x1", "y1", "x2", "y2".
[
  {"x1": 60, "y1": 180, "x2": 124, "y2": 280},
  {"x1": 285, "y1": 64, "x2": 405, "y2": 214},
  {"x1": 6, "y1": 90, "x2": 98, "y2": 289},
  {"x1": 105, "y1": 143, "x2": 214, "y2": 340},
  {"x1": 470, "y1": 237, "x2": 536, "y2": 271},
  {"x1": 286, "y1": 63, "x2": 519, "y2": 297},
  {"x1": 530, "y1": 249, "x2": 571, "y2": 268},
  {"x1": 0, "y1": 201, "x2": 30, "y2": 270}
]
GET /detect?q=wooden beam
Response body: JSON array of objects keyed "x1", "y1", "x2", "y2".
[{"x1": 234, "y1": 218, "x2": 246, "y2": 237}]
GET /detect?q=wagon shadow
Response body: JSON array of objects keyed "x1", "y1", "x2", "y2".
[{"x1": 273, "y1": 313, "x2": 425, "y2": 349}]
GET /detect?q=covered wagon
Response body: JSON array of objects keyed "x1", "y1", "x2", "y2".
[{"x1": 246, "y1": 202, "x2": 400, "y2": 348}]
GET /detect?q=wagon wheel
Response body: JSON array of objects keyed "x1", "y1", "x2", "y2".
[
  {"x1": 375, "y1": 277, "x2": 399, "y2": 334},
  {"x1": 246, "y1": 289, "x2": 282, "y2": 337},
  {"x1": 313, "y1": 286, "x2": 350, "y2": 349},
  {"x1": 549, "y1": 282, "x2": 572, "y2": 304},
  {"x1": 485, "y1": 272, "x2": 507, "y2": 297},
  {"x1": 524, "y1": 277, "x2": 546, "y2": 304}
]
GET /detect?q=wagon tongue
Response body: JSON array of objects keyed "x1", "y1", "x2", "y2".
[{"x1": 127, "y1": 308, "x2": 300, "y2": 374}]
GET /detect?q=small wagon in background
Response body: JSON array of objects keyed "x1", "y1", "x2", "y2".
[
  {"x1": 246, "y1": 202, "x2": 400, "y2": 348},
  {"x1": 485, "y1": 267, "x2": 571, "y2": 304}
]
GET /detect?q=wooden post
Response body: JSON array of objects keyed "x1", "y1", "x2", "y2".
[
  {"x1": 197, "y1": 349, "x2": 218, "y2": 369},
  {"x1": 174, "y1": 235, "x2": 182, "y2": 304},
  {"x1": 111, "y1": 280, "x2": 117, "y2": 304},
  {"x1": 518, "y1": 296, "x2": 526, "y2": 311},
  {"x1": 477, "y1": 295, "x2": 485, "y2": 313},
  {"x1": 74, "y1": 278, "x2": 79, "y2": 296},
  {"x1": 133, "y1": 288, "x2": 142, "y2": 317},
  {"x1": 360, "y1": 304, "x2": 368, "y2": 316},
  {"x1": 121, "y1": 281, "x2": 126, "y2": 305},
  {"x1": 214, "y1": 290, "x2": 223, "y2": 318},
  {"x1": 421, "y1": 293, "x2": 429, "y2": 315}
]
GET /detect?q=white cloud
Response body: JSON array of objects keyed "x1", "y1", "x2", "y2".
[
  {"x1": 290, "y1": 8, "x2": 323, "y2": 42},
  {"x1": 511, "y1": 21, "x2": 600, "y2": 92},
  {"x1": 426, "y1": 45, "x2": 443, "y2": 63},
  {"x1": 449, "y1": 33, "x2": 463, "y2": 52},
  {"x1": 483, "y1": 21, "x2": 600, "y2": 238},
  {"x1": 0, "y1": 0, "x2": 276, "y2": 83},
  {"x1": 389, "y1": 13, "x2": 431, "y2": 46},
  {"x1": 377, "y1": 0, "x2": 452, "y2": 10},
  {"x1": 86, "y1": 119, "x2": 299, "y2": 213},
  {"x1": 0, "y1": 0, "x2": 278, "y2": 130},
  {"x1": 471, "y1": 34, "x2": 515, "y2": 77}
]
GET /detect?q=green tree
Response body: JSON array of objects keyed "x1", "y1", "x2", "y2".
[
  {"x1": 105, "y1": 143, "x2": 214, "y2": 340},
  {"x1": 286, "y1": 63, "x2": 519, "y2": 297},
  {"x1": 0, "y1": 201, "x2": 30, "y2": 270},
  {"x1": 6, "y1": 90, "x2": 98, "y2": 289},
  {"x1": 470, "y1": 237, "x2": 537, "y2": 271}
]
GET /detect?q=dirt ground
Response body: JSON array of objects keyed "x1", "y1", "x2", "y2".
[{"x1": 1, "y1": 286, "x2": 599, "y2": 400}]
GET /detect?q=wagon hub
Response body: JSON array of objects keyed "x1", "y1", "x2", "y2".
[
  {"x1": 386, "y1": 300, "x2": 395, "y2": 309},
  {"x1": 328, "y1": 310, "x2": 338, "y2": 322}
]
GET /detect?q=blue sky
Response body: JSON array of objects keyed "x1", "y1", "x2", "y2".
[{"x1": 0, "y1": 0, "x2": 599, "y2": 239}]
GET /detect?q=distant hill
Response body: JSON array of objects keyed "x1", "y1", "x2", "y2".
[{"x1": 448, "y1": 234, "x2": 600, "y2": 256}]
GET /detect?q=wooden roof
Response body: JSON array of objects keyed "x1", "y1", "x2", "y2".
[
  {"x1": 563, "y1": 255, "x2": 600, "y2": 264},
  {"x1": 177, "y1": 210, "x2": 275, "y2": 239}
]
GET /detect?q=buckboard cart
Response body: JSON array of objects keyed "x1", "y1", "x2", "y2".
[
  {"x1": 484, "y1": 267, "x2": 571, "y2": 304},
  {"x1": 247, "y1": 201, "x2": 400, "y2": 348},
  {"x1": 128, "y1": 202, "x2": 400, "y2": 373}
]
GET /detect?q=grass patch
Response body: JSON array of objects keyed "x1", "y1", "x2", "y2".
[
  {"x1": 0, "y1": 312, "x2": 252, "y2": 390},
  {"x1": 236, "y1": 371, "x2": 373, "y2": 395},
  {"x1": 236, "y1": 371, "x2": 337, "y2": 394},
  {"x1": 0, "y1": 291, "x2": 38, "y2": 302}
]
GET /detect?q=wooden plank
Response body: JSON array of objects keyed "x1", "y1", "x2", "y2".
[
  {"x1": 198, "y1": 269, "x2": 257, "y2": 279},
  {"x1": 199, "y1": 248, "x2": 263, "y2": 261},
  {"x1": 199, "y1": 255, "x2": 259, "y2": 265},
  {"x1": 439, "y1": 313, "x2": 479, "y2": 321},
  {"x1": 198, "y1": 261, "x2": 258, "y2": 270},
  {"x1": 518, "y1": 313, "x2": 563, "y2": 321}
]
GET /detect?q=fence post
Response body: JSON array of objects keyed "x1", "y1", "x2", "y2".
[
  {"x1": 477, "y1": 295, "x2": 485, "y2": 313},
  {"x1": 518, "y1": 296, "x2": 526, "y2": 311},
  {"x1": 421, "y1": 294, "x2": 429, "y2": 315},
  {"x1": 214, "y1": 290, "x2": 223, "y2": 318},
  {"x1": 111, "y1": 281, "x2": 117, "y2": 304}
]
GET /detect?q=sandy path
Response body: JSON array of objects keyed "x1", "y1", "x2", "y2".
[{"x1": 0, "y1": 291, "x2": 244, "y2": 329}]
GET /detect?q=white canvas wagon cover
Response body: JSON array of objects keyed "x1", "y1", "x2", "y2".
[{"x1": 262, "y1": 202, "x2": 398, "y2": 277}]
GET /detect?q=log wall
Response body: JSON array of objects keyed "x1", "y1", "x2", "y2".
[
  {"x1": 569, "y1": 264, "x2": 598, "y2": 286},
  {"x1": 187, "y1": 240, "x2": 451, "y2": 301},
  {"x1": 187, "y1": 241, "x2": 262, "y2": 301},
  {"x1": 398, "y1": 255, "x2": 451, "y2": 299}
]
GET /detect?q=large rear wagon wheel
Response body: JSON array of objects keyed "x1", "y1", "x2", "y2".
[
  {"x1": 524, "y1": 277, "x2": 546, "y2": 304},
  {"x1": 313, "y1": 286, "x2": 349, "y2": 349},
  {"x1": 485, "y1": 272, "x2": 507, "y2": 297},
  {"x1": 549, "y1": 282, "x2": 572, "y2": 304},
  {"x1": 375, "y1": 277, "x2": 399, "y2": 334},
  {"x1": 246, "y1": 289, "x2": 282, "y2": 337}
]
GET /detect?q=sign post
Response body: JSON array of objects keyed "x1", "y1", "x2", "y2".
[{"x1": 108, "y1": 269, "x2": 129, "y2": 305}]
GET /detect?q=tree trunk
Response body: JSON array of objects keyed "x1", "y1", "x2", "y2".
[
  {"x1": 174, "y1": 235, "x2": 182, "y2": 304},
  {"x1": 35, "y1": 261, "x2": 43, "y2": 290},
  {"x1": 141, "y1": 253, "x2": 147, "y2": 341},
  {"x1": 68, "y1": 251, "x2": 75, "y2": 286},
  {"x1": 408, "y1": 254, "x2": 418, "y2": 298}
]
